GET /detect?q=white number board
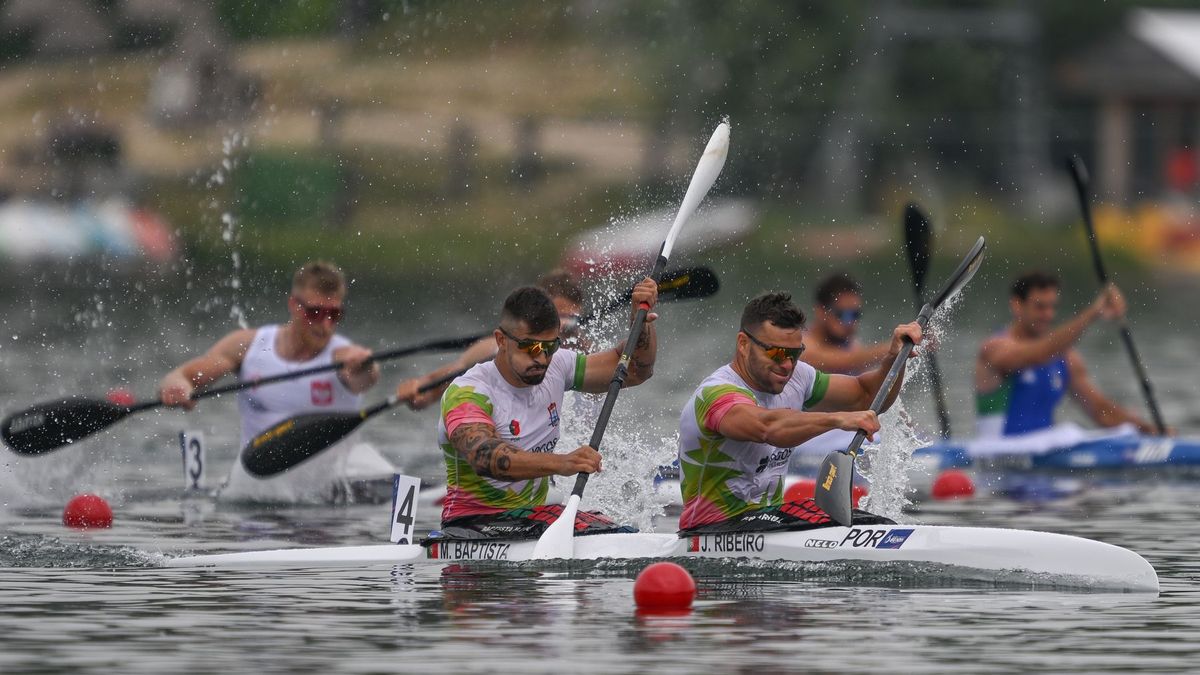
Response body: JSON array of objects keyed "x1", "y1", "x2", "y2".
[
  {"x1": 389, "y1": 473, "x2": 421, "y2": 544},
  {"x1": 179, "y1": 431, "x2": 205, "y2": 491}
]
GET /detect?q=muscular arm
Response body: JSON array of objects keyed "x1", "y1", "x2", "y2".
[
  {"x1": 333, "y1": 344, "x2": 381, "y2": 394},
  {"x1": 980, "y1": 306, "x2": 1099, "y2": 376},
  {"x1": 168, "y1": 329, "x2": 254, "y2": 388},
  {"x1": 1066, "y1": 350, "x2": 1155, "y2": 433},
  {"x1": 717, "y1": 403, "x2": 870, "y2": 447},
  {"x1": 448, "y1": 422, "x2": 568, "y2": 480},
  {"x1": 397, "y1": 337, "x2": 498, "y2": 410},
  {"x1": 811, "y1": 355, "x2": 905, "y2": 414},
  {"x1": 801, "y1": 339, "x2": 891, "y2": 375}
]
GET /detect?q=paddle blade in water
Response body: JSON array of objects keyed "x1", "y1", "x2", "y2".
[
  {"x1": 531, "y1": 493, "x2": 580, "y2": 560},
  {"x1": 240, "y1": 412, "x2": 366, "y2": 477},
  {"x1": 1, "y1": 399, "x2": 134, "y2": 455},
  {"x1": 658, "y1": 266, "x2": 720, "y2": 301},
  {"x1": 814, "y1": 451, "x2": 854, "y2": 527}
]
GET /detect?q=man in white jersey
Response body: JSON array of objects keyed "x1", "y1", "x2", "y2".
[
  {"x1": 431, "y1": 282, "x2": 656, "y2": 539},
  {"x1": 158, "y1": 261, "x2": 386, "y2": 502},
  {"x1": 678, "y1": 292, "x2": 921, "y2": 533}
]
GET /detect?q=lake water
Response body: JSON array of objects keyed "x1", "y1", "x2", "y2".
[{"x1": 2, "y1": 258, "x2": 1199, "y2": 673}]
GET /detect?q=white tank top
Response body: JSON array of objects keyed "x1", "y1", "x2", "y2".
[{"x1": 236, "y1": 325, "x2": 361, "y2": 447}]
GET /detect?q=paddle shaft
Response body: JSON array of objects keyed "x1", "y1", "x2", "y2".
[
  {"x1": 569, "y1": 254, "x2": 667, "y2": 498},
  {"x1": 842, "y1": 304, "x2": 932, "y2": 458},
  {"x1": 1067, "y1": 157, "x2": 1167, "y2": 434}
]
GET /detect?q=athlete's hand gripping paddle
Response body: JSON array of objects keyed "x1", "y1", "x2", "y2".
[
  {"x1": 532, "y1": 121, "x2": 731, "y2": 560},
  {"x1": 815, "y1": 236, "x2": 985, "y2": 526}
]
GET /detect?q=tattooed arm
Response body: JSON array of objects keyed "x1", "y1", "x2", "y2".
[{"x1": 449, "y1": 423, "x2": 602, "y2": 479}]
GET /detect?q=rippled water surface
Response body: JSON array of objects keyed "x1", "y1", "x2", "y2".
[{"x1": 3, "y1": 267, "x2": 1200, "y2": 673}]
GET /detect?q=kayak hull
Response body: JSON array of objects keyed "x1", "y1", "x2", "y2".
[{"x1": 166, "y1": 524, "x2": 1159, "y2": 592}]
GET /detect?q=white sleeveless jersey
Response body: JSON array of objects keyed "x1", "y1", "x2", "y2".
[
  {"x1": 236, "y1": 325, "x2": 361, "y2": 447},
  {"x1": 437, "y1": 348, "x2": 587, "y2": 521},
  {"x1": 677, "y1": 362, "x2": 829, "y2": 529}
]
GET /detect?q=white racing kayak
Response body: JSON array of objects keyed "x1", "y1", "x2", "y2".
[{"x1": 166, "y1": 524, "x2": 1159, "y2": 592}]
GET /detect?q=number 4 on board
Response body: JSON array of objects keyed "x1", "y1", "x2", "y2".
[{"x1": 389, "y1": 474, "x2": 421, "y2": 545}]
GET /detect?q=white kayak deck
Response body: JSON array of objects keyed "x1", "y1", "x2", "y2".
[{"x1": 166, "y1": 524, "x2": 1159, "y2": 592}]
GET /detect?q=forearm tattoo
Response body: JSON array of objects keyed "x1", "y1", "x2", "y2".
[{"x1": 450, "y1": 423, "x2": 519, "y2": 480}]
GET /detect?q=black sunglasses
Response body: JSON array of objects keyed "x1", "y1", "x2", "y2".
[
  {"x1": 742, "y1": 330, "x2": 805, "y2": 363},
  {"x1": 499, "y1": 327, "x2": 560, "y2": 358}
]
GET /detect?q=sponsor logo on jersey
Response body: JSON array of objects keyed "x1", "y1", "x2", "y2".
[
  {"x1": 509, "y1": 419, "x2": 521, "y2": 436},
  {"x1": 547, "y1": 402, "x2": 559, "y2": 427},
  {"x1": 311, "y1": 380, "x2": 334, "y2": 405},
  {"x1": 755, "y1": 447, "x2": 793, "y2": 474}
]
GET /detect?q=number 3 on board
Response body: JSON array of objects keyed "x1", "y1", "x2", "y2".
[{"x1": 389, "y1": 473, "x2": 421, "y2": 545}]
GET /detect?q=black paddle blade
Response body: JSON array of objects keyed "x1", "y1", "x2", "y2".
[
  {"x1": 930, "y1": 236, "x2": 986, "y2": 310},
  {"x1": 657, "y1": 266, "x2": 720, "y2": 301},
  {"x1": 1, "y1": 398, "x2": 134, "y2": 455},
  {"x1": 903, "y1": 202, "x2": 933, "y2": 295},
  {"x1": 240, "y1": 412, "x2": 367, "y2": 477},
  {"x1": 814, "y1": 451, "x2": 854, "y2": 527}
]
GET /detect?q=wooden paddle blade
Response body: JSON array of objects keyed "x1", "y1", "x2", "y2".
[
  {"x1": 658, "y1": 266, "x2": 720, "y2": 301},
  {"x1": 903, "y1": 202, "x2": 933, "y2": 295},
  {"x1": 814, "y1": 451, "x2": 854, "y2": 527},
  {"x1": 240, "y1": 412, "x2": 366, "y2": 477},
  {"x1": 1, "y1": 398, "x2": 134, "y2": 455}
]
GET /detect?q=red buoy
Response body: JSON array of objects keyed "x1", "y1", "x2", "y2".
[
  {"x1": 106, "y1": 388, "x2": 135, "y2": 407},
  {"x1": 783, "y1": 478, "x2": 816, "y2": 503},
  {"x1": 634, "y1": 562, "x2": 696, "y2": 611},
  {"x1": 785, "y1": 478, "x2": 867, "y2": 508},
  {"x1": 930, "y1": 470, "x2": 976, "y2": 500},
  {"x1": 63, "y1": 494, "x2": 114, "y2": 529}
]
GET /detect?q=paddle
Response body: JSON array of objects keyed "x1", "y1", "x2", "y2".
[
  {"x1": 903, "y1": 202, "x2": 953, "y2": 438},
  {"x1": 241, "y1": 370, "x2": 464, "y2": 477},
  {"x1": 1065, "y1": 156, "x2": 1167, "y2": 435},
  {"x1": 816, "y1": 236, "x2": 986, "y2": 526},
  {"x1": 0, "y1": 334, "x2": 481, "y2": 456},
  {"x1": 238, "y1": 268, "x2": 722, "y2": 477},
  {"x1": 532, "y1": 120, "x2": 730, "y2": 560}
]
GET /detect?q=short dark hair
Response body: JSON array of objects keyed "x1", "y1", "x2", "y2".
[
  {"x1": 1011, "y1": 271, "x2": 1060, "y2": 300},
  {"x1": 815, "y1": 272, "x2": 861, "y2": 307},
  {"x1": 741, "y1": 292, "x2": 806, "y2": 332},
  {"x1": 501, "y1": 286, "x2": 559, "y2": 334},
  {"x1": 537, "y1": 269, "x2": 584, "y2": 305},
  {"x1": 293, "y1": 260, "x2": 346, "y2": 295}
]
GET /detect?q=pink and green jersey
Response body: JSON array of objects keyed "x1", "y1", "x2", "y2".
[
  {"x1": 437, "y1": 348, "x2": 587, "y2": 523},
  {"x1": 677, "y1": 363, "x2": 830, "y2": 530}
]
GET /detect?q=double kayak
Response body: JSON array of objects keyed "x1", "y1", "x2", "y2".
[{"x1": 166, "y1": 523, "x2": 1159, "y2": 591}]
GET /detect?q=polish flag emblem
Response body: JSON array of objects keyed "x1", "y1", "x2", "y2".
[{"x1": 311, "y1": 380, "x2": 334, "y2": 405}]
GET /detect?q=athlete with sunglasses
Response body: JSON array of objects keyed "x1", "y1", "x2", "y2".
[
  {"x1": 677, "y1": 291, "x2": 921, "y2": 532},
  {"x1": 432, "y1": 281, "x2": 656, "y2": 538},
  {"x1": 158, "y1": 261, "x2": 387, "y2": 502}
]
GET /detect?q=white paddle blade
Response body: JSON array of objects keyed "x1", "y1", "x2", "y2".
[
  {"x1": 661, "y1": 121, "x2": 730, "y2": 259},
  {"x1": 531, "y1": 494, "x2": 581, "y2": 560}
]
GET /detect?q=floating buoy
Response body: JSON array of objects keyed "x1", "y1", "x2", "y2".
[
  {"x1": 785, "y1": 479, "x2": 867, "y2": 508},
  {"x1": 106, "y1": 388, "x2": 135, "y2": 407},
  {"x1": 633, "y1": 561, "x2": 696, "y2": 611},
  {"x1": 931, "y1": 470, "x2": 976, "y2": 500},
  {"x1": 783, "y1": 478, "x2": 816, "y2": 503},
  {"x1": 63, "y1": 494, "x2": 113, "y2": 529}
]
